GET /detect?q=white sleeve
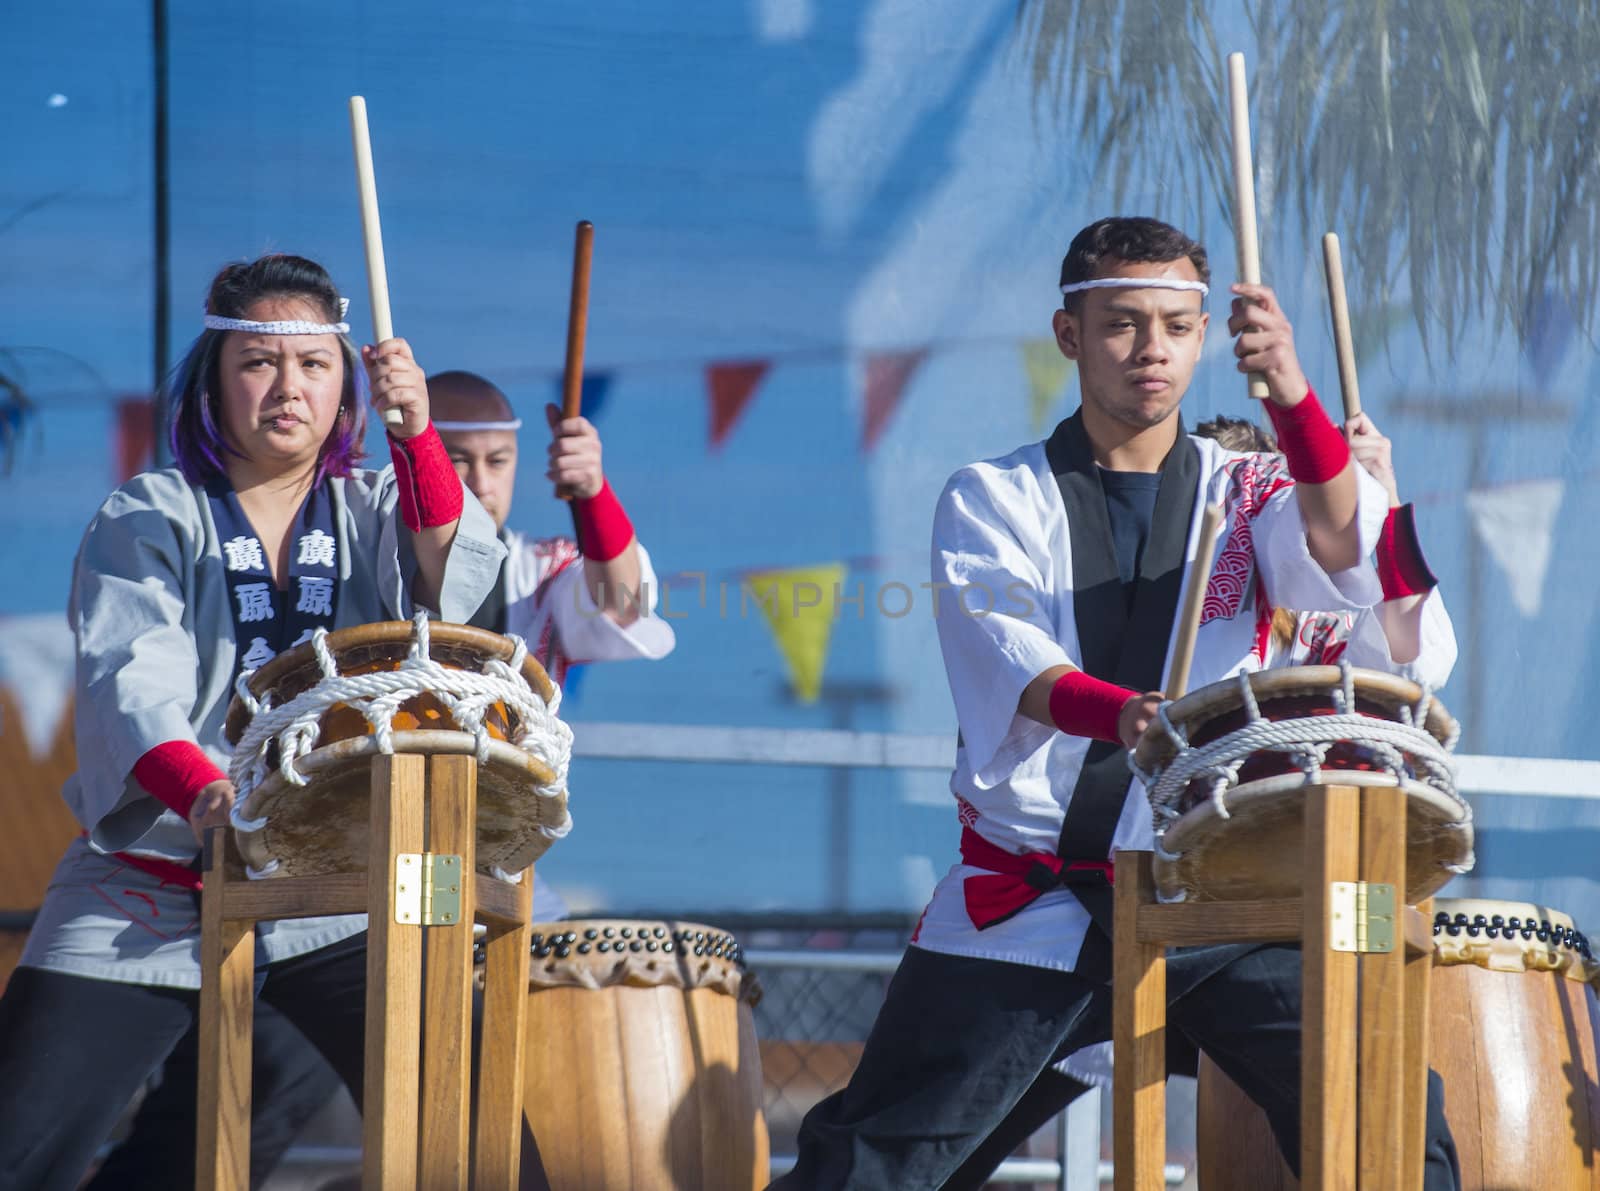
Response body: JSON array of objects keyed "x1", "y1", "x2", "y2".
[
  {"x1": 541, "y1": 542, "x2": 676, "y2": 662},
  {"x1": 1252, "y1": 463, "x2": 1389, "y2": 613},
  {"x1": 68, "y1": 484, "x2": 205, "y2": 846},
  {"x1": 1341, "y1": 591, "x2": 1458, "y2": 690},
  {"x1": 933, "y1": 468, "x2": 1069, "y2": 788}
]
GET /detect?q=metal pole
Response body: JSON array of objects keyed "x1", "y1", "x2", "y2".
[{"x1": 151, "y1": 0, "x2": 172, "y2": 464}]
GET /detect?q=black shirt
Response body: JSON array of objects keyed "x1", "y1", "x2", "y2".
[{"x1": 1098, "y1": 468, "x2": 1162, "y2": 606}]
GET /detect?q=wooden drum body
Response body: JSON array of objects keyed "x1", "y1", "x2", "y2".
[
  {"x1": 223, "y1": 618, "x2": 571, "y2": 879},
  {"x1": 1196, "y1": 897, "x2": 1600, "y2": 1189},
  {"x1": 1134, "y1": 665, "x2": 1471, "y2": 903},
  {"x1": 513, "y1": 919, "x2": 769, "y2": 1191}
]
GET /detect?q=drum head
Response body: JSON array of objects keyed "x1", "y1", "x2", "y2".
[
  {"x1": 1152, "y1": 773, "x2": 1473, "y2": 903},
  {"x1": 1431, "y1": 898, "x2": 1600, "y2": 984},
  {"x1": 235, "y1": 730, "x2": 569, "y2": 878}
]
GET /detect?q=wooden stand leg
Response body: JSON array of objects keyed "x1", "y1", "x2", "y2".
[
  {"x1": 420, "y1": 754, "x2": 477, "y2": 1190},
  {"x1": 474, "y1": 870, "x2": 533, "y2": 1190},
  {"x1": 1114, "y1": 850, "x2": 1167, "y2": 1191},
  {"x1": 1303, "y1": 784, "x2": 1359, "y2": 1190},
  {"x1": 197, "y1": 828, "x2": 256, "y2": 1191},
  {"x1": 1402, "y1": 898, "x2": 1433, "y2": 1191},
  {"x1": 1357, "y1": 788, "x2": 1406, "y2": 1190},
  {"x1": 365, "y1": 753, "x2": 426, "y2": 1191}
]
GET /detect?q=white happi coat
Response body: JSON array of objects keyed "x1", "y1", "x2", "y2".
[
  {"x1": 911, "y1": 434, "x2": 1391, "y2": 975},
  {"x1": 23, "y1": 467, "x2": 504, "y2": 989},
  {"x1": 1271, "y1": 596, "x2": 1457, "y2": 691},
  {"x1": 500, "y1": 529, "x2": 675, "y2": 684}
]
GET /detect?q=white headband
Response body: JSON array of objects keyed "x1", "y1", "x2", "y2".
[
  {"x1": 433, "y1": 419, "x2": 523, "y2": 432},
  {"x1": 203, "y1": 297, "x2": 351, "y2": 335},
  {"x1": 1060, "y1": 277, "x2": 1210, "y2": 297}
]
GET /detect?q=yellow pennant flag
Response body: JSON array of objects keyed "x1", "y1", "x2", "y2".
[
  {"x1": 744, "y1": 563, "x2": 847, "y2": 703},
  {"x1": 1021, "y1": 338, "x2": 1073, "y2": 434}
]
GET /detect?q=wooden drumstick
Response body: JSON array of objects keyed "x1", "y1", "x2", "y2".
[
  {"x1": 1166, "y1": 503, "x2": 1225, "y2": 700},
  {"x1": 561, "y1": 221, "x2": 594, "y2": 421},
  {"x1": 348, "y1": 96, "x2": 403, "y2": 428},
  {"x1": 556, "y1": 220, "x2": 594, "y2": 500},
  {"x1": 1321, "y1": 232, "x2": 1362, "y2": 421},
  {"x1": 1227, "y1": 52, "x2": 1270, "y2": 401}
]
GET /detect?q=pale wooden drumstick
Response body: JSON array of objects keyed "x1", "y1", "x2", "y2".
[
  {"x1": 1166, "y1": 503, "x2": 1225, "y2": 699},
  {"x1": 556, "y1": 221, "x2": 594, "y2": 501},
  {"x1": 348, "y1": 96, "x2": 403, "y2": 427},
  {"x1": 1227, "y1": 52, "x2": 1270, "y2": 401},
  {"x1": 1321, "y1": 232, "x2": 1362, "y2": 421}
]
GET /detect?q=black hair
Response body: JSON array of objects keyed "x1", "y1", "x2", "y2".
[{"x1": 1059, "y1": 217, "x2": 1210, "y2": 311}]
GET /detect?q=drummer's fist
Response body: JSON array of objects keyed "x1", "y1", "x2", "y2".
[
  {"x1": 188, "y1": 779, "x2": 236, "y2": 845},
  {"x1": 1227, "y1": 284, "x2": 1310, "y2": 408},
  {"x1": 365, "y1": 338, "x2": 431, "y2": 439},
  {"x1": 1118, "y1": 691, "x2": 1165, "y2": 751},
  {"x1": 1346, "y1": 413, "x2": 1400, "y2": 508},
  {"x1": 545, "y1": 403, "x2": 604, "y2": 499}
]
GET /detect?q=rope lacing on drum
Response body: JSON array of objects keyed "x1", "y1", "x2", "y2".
[
  {"x1": 1133, "y1": 662, "x2": 1467, "y2": 871},
  {"x1": 227, "y1": 611, "x2": 574, "y2": 844}
]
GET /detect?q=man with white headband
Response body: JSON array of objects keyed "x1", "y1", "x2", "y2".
[
  {"x1": 426, "y1": 369, "x2": 675, "y2": 921},
  {"x1": 772, "y1": 217, "x2": 1461, "y2": 1189}
]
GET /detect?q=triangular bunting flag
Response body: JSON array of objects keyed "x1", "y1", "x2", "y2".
[
  {"x1": 554, "y1": 373, "x2": 614, "y2": 421},
  {"x1": 707, "y1": 360, "x2": 770, "y2": 450},
  {"x1": 745, "y1": 562, "x2": 847, "y2": 702},
  {"x1": 1465, "y1": 478, "x2": 1564, "y2": 617},
  {"x1": 1021, "y1": 339, "x2": 1073, "y2": 434},
  {"x1": 861, "y1": 350, "x2": 926, "y2": 451},
  {"x1": 115, "y1": 396, "x2": 155, "y2": 484},
  {"x1": 559, "y1": 662, "x2": 587, "y2": 708}
]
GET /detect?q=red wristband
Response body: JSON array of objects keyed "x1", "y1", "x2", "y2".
[
  {"x1": 1048, "y1": 670, "x2": 1138, "y2": 744},
  {"x1": 572, "y1": 480, "x2": 636, "y2": 562},
  {"x1": 1264, "y1": 385, "x2": 1351, "y2": 484},
  {"x1": 1376, "y1": 504, "x2": 1437, "y2": 600},
  {"x1": 132, "y1": 740, "x2": 226, "y2": 821},
  {"x1": 389, "y1": 424, "x2": 464, "y2": 531}
]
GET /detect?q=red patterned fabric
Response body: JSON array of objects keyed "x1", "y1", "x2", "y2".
[
  {"x1": 530, "y1": 537, "x2": 585, "y2": 685},
  {"x1": 1202, "y1": 453, "x2": 1293, "y2": 626}
]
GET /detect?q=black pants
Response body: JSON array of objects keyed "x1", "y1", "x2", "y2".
[
  {"x1": 84, "y1": 1000, "x2": 342, "y2": 1190},
  {"x1": 771, "y1": 940, "x2": 1461, "y2": 1191},
  {"x1": 0, "y1": 936, "x2": 366, "y2": 1191}
]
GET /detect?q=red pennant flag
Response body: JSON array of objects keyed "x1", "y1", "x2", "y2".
[
  {"x1": 861, "y1": 350, "x2": 926, "y2": 451},
  {"x1": 115, "y1": 396, "x2": 155, "y2": 484},
  {"x1": 707, "y1": 360, "x2": 770, "y2": 450}
]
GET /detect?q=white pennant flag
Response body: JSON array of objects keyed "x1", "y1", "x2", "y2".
[
  {"x1": 0, "y1": 613, "x2": 77, "y2": 757},
  {"x1": 1465, "y1": 478, "x2": 1565, "y2": 617}
]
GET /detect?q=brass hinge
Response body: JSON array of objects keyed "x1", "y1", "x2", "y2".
[
  {"x1": 394, "y1": 852, "x2": 463, "y2": 926},
  {"x1": 1329, "y1": 881, "x2": 1396, "y2": 953}
]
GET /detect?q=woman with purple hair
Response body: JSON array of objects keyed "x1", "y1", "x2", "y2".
[{"x1": 0, "y1": 253, "x2": 504, "y2": 1190}]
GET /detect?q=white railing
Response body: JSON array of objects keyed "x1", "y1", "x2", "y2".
[{"x1": 568, "y1": 719, "x2": 1600, "y2": 799}]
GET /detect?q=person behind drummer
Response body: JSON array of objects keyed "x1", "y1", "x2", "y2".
[
  {"x1": 1196, "y1": 412, "x2": 1454, "y2": 685},
  {"x1": 0, "y1": 253, "x2": 504, "y2": 1191},
  {"x1": 770, "y1": 216, "x2": 1461, "y2": 1189}
]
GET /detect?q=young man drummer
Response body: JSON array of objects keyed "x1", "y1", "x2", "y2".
[{"x1": 771, "y1": 217, "x2": 1461, "y2": 1189}]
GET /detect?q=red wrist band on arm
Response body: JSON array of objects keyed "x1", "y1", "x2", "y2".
[
  {"x1": 572, "y1": 480, "x2": 636, "y2": 562},
  {"x1": 389, "y1": 424, "x2": 464, "y2": 531},
  {"x1": 1376, "y1": 504, "x2": 1438, "y2": 600},
  {"x1": 132, "y1": 740, "x2": 226, "y2": 821},
  {"x1": 1048, "y1": 670, "x2": 1138, "y2": 744},
  {"x1": 1264, "y1": 385, "x2": 1351, "y2": 484}
]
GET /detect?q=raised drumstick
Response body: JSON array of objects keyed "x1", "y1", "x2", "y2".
[
  {"x1": 556, "y1": 221, "x2": 594, "y2": 500},
  {"x1": 348, "y1": 96, "x2": 403, "y2": 427},
  {"x1": 1227, "y1": 52, "x2": 1270, "y2": 401},
  {"x1": 1321, "y1": 232, "x2": 1362, "y2": 420},
  {"x1": 561, "y1": 221, "x2": 594, "y2": 421},
  {"x1": 1166, "y1": 503, "x2": 1225, "y2": 699}
]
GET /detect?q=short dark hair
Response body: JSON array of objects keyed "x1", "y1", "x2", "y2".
[
  {"x1": 168, "y1": 254, "x2": 365, "y2": 485},
  {"x1": 1194, "y1": 414, "x2": 1277, "y2": 453},
  {"x1": 1059, "y1": 217, "x2": 1210, "y2": 311}
]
